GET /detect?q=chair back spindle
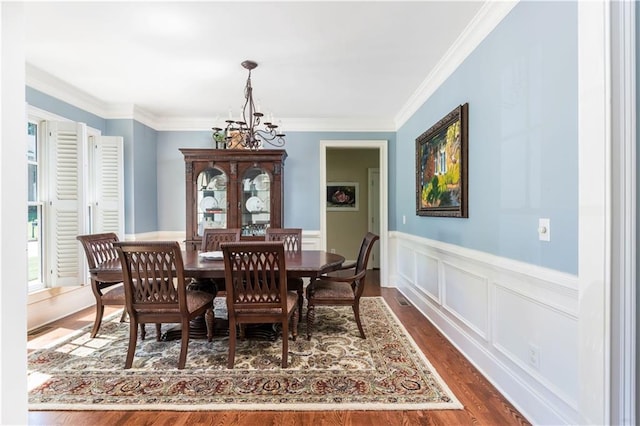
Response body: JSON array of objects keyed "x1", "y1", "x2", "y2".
[
  {"x1": 265, "y1": 228, "x2": 302, "y2": 253},
  {"x1": 201, "y1": 228, "x2": 241, "y2": 251}
]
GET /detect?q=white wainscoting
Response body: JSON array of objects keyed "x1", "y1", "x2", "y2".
[{"x1": 389, "y1": 231, "x2": 581, "y2": 425}]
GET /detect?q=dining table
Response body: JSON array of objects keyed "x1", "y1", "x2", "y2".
[{"x1": 89, "y1": 249, "x2": 346, "y2": 340}]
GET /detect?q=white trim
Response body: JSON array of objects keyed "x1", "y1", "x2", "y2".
[
  {"x1": 27, "y1": 104, "x2": 68, "y2": 122},
  {"x1": 26, "y1": 63, "x2": 109, "y2": 119},
  {"x1": 577, "y1": 2, "x2": 611, "y2": 425},
  {"x1": 2, "y1": 3, "x2": 29, "y2": 423},
  {"x1": 320, "y1": 140, "x2": 389, "y2": 285},
  {"x1": 27, "y1": 286, "x2": 94, "y2": 332},
  {"x1": 26, "y1": 64, "x2": 397, "y2": 132},
  {"x1": 610, "y1": 1, "x2": 636, "y2": 424},
  {"x1": 391, "y1": 231, "x2": 582, "y2": 424},
  {"x1": 367, "y1": 167, "x2": 381, "y2": 268},
  {"x1": 150, "y1": 117, "x2": 396, "y2": 132},
  {"x1": 394, "y1": 0, "x2": 518, "y2": 128}
]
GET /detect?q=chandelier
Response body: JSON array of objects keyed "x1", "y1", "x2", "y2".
[{"x1": 212, "y1": 60, "x2": 285, "y2": 150}]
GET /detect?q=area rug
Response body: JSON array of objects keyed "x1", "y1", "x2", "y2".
[{"x1": 28, "y1": 297, "x2": 462, "y2": 411}]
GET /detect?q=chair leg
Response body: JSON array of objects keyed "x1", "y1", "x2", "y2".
[
  {"x1": 281, "y1": 319, "x2": 289, "y2": 368},
  {"x1": 178, "y1": 319, "x2": 190, "y2": 369},
  {"x1": 353, "y1": 303, "x2": 366, "y2": 339},
  {"x1": 205, "y1": 308, "x2": 215, "y2": 342},
  {"x1": 90, "y1": 302, "x2": 105, "y2": 338},
  {"x1": 119, "y1": 309, "x2": 127, "y2": 323},
  {"x1": 140, "y1": 323, "x2": 147, "y2": 340},
  {"x1": 125, "y1": 318, "x2": 138, "y2": 369},
  {"x1": 306, "y1": 303, "x2": 315, "y2": 340},
  {"x1": 291, "y1": 306, "x2": 298, "y2": 341},
  {"x1": 155, "y1": 323, "x2": 162, "y2": 342},
  {"x1": 227, "y1": 318, "x2": 237, "y2": 369}
]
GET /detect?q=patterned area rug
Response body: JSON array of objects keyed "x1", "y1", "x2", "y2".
[{"x1": 28, "y1": 297, "x2": 462, "y2": 411}]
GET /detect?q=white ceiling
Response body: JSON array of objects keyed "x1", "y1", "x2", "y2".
[{"x1": 24, "y1": 1, "x2": 489, "y2": 131}]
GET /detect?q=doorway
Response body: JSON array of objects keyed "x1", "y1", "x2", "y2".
[{"x1": 319, "y1": 140, "x2": 388, "y2": 286}]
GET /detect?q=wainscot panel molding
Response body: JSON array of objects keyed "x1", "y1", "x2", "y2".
[
  {"x1": 389, "y1": 231, "x2": 581, "y2": 425},
  {"x1": 126, "y1": 231, "x2": 187, "y2": 248}
]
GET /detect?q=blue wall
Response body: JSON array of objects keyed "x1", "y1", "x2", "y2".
[
  {"x1": 395, "y1": 1, "x2": 578, "y2": 274},
  {"x1": 26, "y1": 1, "x2": 579, "y2": 274},
  {"x1": 156, "y1": 130, "x2": 395, "y2": 232},
  {"x1": 25, "y1": 88, "x2": 394, "y2": 235},
  {"x1": 132, "y1": 121, "x2": 158, "y2": 233},
  {"x1": 103, "y1": 119, "x2": 158, "y2": 234}
]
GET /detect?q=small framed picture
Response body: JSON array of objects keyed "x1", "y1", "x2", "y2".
[{"x1": 326, "y1": 182, "x2": 359, "y2": 211}]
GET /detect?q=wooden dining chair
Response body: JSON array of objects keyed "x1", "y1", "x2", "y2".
[
  {"x1": 265, "y1": 228, "x2": 305, "y2": 319},
  {"x1": 77, "y1": 233, "x2": 131, "y2": 338},
  {"x1": 221, "y1": 241, "x2": 298, "y2": 368},
  {"x1": 198, "y1": 228, "x2": 242, "y2": 293},
  {"x1": 306, "y1": 232, "x2": 379, "y2": 340},
  {"x1": 201, "y1": 228, "x2": 241, "y2": 252},
  {"x1": 114, "y1": 241, "x2": 215, "y2": 369}
]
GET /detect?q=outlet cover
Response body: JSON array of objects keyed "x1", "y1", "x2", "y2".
[
  {"x1": 538, "y1": 218, "x2": 550, "y2": 241},
  {"x1": 528, "y1": 343, "x2": 540, "y2": 369}
]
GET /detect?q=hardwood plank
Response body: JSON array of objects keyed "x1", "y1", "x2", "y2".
[{"x1": 27, "y1": 273, "x2": 530, "y2": 425}]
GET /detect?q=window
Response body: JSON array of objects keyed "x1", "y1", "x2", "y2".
[
  {"x1": 27, "y1": 121, "x2": 44, "y2": 292},
  {"x1": 26, "y1": 108, "x2": 124, "y2": 293}
]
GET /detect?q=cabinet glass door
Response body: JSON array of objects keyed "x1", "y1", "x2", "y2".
[
  {"x1": 241, "y1": 166, "x2": 270, "y2": 236},
  {"x1": 196, "y1": 167, "x2": 227, "y2": 236}
]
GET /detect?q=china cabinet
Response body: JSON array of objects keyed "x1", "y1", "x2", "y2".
[{"x1": 180, "y1": 149, "x2": 287, "y2": 251}]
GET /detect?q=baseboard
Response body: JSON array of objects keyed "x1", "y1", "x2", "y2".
[{"x1": 389, "y1": 231, "x2": 582, "y2": 425}]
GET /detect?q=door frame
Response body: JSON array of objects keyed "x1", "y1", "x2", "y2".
[
  {"x1": 368, "y1": 167, "x2": 380, "y2": 269},
  {"x1": 320, "y1": 140, "x2": 388, "y2": 286},
  {"x1": 609, "y1": 1, "x2": 636, "y2": 423}
]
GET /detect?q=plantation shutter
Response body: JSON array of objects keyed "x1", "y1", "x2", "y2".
[
  {"x1": 92, "y1": 136, "x2": 124, "y2": 237},
  {"x1": 46, "y1": 121, "x2": 87, "y2": 287}
]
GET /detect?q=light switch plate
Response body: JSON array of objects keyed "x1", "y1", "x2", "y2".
[{"x1": 538, "y1": 218, "x2": 550, "y2": 241}]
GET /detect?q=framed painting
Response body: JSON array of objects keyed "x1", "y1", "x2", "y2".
[
  {"x1": 416, "y1": 103, "x2": 468, "y2": 217},
  {"x1": 326, "y1": 182, "x2": 359, "y2": 211}
]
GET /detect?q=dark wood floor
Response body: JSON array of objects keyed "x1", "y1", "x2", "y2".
[{"x1": 27, "y1": 271, "x2": 530, "y2": 425}]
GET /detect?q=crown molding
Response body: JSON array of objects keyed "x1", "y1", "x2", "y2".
[
  {"x1": 26, "y1": 63, "x2": 110, "y2": 118},
  {"x1": 27, "y1": 0, "x2": 514, "y2": 134},
  {"x1": 394, "y1": 0, "x2": 518, "y2": 128},
  {"x1": 26, "y1": 63, "x2": 396, "y2": 132}
]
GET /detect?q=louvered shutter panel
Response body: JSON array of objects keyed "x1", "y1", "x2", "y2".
[
  {"x1": 46, "y1": 121, "x2": 86, "y2": 287},
  {"x1": 92, "y1": 136, "x2": 124, "y2": 237}
]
